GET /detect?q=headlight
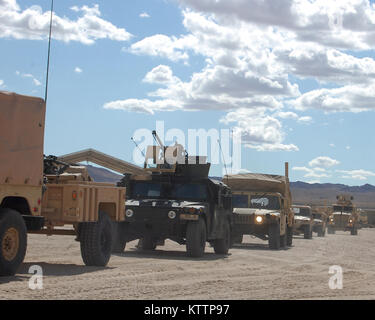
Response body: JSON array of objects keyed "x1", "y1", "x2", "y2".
[
  {"x1": 125, "y1": 209, "x2": 134, "y2": 218},
  {"x1": 256, "y1": 216, "x2": 263, "y2": 223},
  {"x1": 168, "y1": 210, "x2": 177, "y2": 219},
  {"x1": 349, "y1": 219, "x2": 353, "y2": 223}
]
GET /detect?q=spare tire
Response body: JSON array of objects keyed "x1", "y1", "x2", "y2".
[{"x1": 80, "y1": 212, "x2": 113, "y2": 267}]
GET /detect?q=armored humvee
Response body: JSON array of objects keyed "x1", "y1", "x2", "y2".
[
  {"x1": 224, "y1": 163, "x2": 294, "y2": 250},
  {"x1": 292, "y1": 205, "x2": 314, "y2": 239},
  {"x1": 327, "y1": 195, "x2": 359, "y2": 235},
  {"x1": 118, "y1": 134, "x2": 233, "y2": 257}
]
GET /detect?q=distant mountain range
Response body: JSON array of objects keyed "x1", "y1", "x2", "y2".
[
  {"x1": 290, "y1": 181, "x2": 375, "y2": 209},
  {"x1": 86, "y1": 165, "x2": 375, "y2": 209}
]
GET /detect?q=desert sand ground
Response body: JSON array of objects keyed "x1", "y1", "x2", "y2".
[{"x1": 1, "y1": 228, "x2": 375, "y2": 300}]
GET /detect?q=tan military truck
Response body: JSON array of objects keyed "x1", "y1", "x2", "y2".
[
  {"x1": 292, "y1": 205, "x2": 314, "y2": 239},
  {"x1": 224, "y1": 163, "x2": 294, "y2": 250},
  {"x1": 0, "y1": 91, "x2": 125, "y2": 276},
  {"x1": 327, "y1": 195, "x2": 359, "y2": 235}
]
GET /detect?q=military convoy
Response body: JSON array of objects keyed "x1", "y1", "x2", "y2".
[
  {"x1": 327, "y1": 195, "x2": 359, "y2": 235},
  {"x1": 224, "y1": 164, "x2": 294, "y2": 250},
  {"x1": 0, "y1": 90, "x2": 368, "y2": 276}
]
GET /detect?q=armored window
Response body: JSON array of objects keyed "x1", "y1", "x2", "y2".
[
  {"x1": 232, "y1": 194, "x2": 248, "y2": 208},
  {"x1": 293, "y1": 207, "x2": 311, "y2": 217},
  {"x1": 170, "y1": 183, "x2": 207, "y2": 201},
  {"x1": 250, "y1": 195, "x2": 281, "y2": 210},
  {"x1": 131, "y1": 182, "x2": 162, "y2": 198}
]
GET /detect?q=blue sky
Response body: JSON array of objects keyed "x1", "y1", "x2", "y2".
[{"x1": 1, "y1": 0, "x2": 375, "y2": 185}]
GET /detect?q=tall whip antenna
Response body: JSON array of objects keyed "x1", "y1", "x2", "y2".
[
  {"x1": 44, "y1": 0, "x2": 54, "y2": 104},
  {"x1": 131, "y1": 137, "x2": 145, "y2": 158},
  {"x1": 230, "y1": 128, "x2": 233, "y2": 174},
  {"x1": 218, "y1": 139, "x2": 229, "y2": 183}
]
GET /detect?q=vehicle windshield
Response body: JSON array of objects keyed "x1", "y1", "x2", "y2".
[
  {"x1": 132, "y1": 182, "x2": 162, "y2": 198},
  {"x1": 232, "y1": 194, "x2": 248, "y2": 208},
  {"x1": 170, "y1": 183, "x2": 207, "y2": 201},
  {"x1": 333, "y1": 205, "x2": 353, "y2": 213},
  {"x1": 293, "y1": 207, "x2": 311, "y2": 217},
  {"x1": 249, "y1": 195, "x2": 280, "y2": 210},
  {"x1": 130, "y1": 181, "x2": 207, "y2": 201}
]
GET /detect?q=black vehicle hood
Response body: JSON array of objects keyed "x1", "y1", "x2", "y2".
[{"x1": 125, "y1": 199, "x2": 206, "y2": 209}]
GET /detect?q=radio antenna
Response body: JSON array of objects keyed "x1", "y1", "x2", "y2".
[
  {"x1": 131, "y1": 137, "x2": 145, "y2": 158},
  {"x1": 218, "y1": 139, "x2": 228, "y2": 183},
  {"x1": 230, "y1": 128, "x2": 233, "y2": 174},
  {"x1": 44, "y1": 0, "x2": 54, "y2": 104}
]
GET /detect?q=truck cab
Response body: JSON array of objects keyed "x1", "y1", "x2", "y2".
[
  {"x1": 224, "y1": 163, "x2": 294, "y2": 250},
  {"x1": 292, "y1": 205, "x2": 314, "y2": 239},
  {"x1": 328, "y1": 195, "x2": 359, "y2": 235}
]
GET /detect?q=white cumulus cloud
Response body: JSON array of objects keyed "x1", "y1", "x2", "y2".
[
  {"x1": 0, "y1": 1, "x2": 132, "y2": 44},
  {"x1": 139, "y1": 12, "x2": 150, "y2": 18},
  {"x1": 106, "y1": 1, "x2": 375, "y2": 152},
  {"x1": 309, "y1": 156, "x2": 340, "y2": 168},
  {"x1": 337, "y1": 169, "x2": 375, "y2": 181}
]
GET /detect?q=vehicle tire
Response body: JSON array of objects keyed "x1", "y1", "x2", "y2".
[
  {"x1": 304, "y1": 225, "x2": 312, "y2": 239},
  {"x1": 268, "y1": 223, "x2": 280, "y2": 250},
  {"x1": 80, "y1": 212, "x2": 113, "y2": 267},
  {"x1": 139, "y1": 235, "x2": 157, "y2": 250},
  {"x1": 213, "y1": 221, "x2": 230, "y2": 255},
  {"x1": 111, "y1": 222, "x2": 126, "y2": 253},
  {"x1": 351, "y1": 226, "x2": 358, "y2": 236},
  {"x1": 0, "y1": 209, "x2": 27, "y2": 276},
  {"x1": 186, "y1": 218, "x2": 206, "y2": 257},
  {"x1": 286, "y1": 226, "x2": 293, "y2": 246}
]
